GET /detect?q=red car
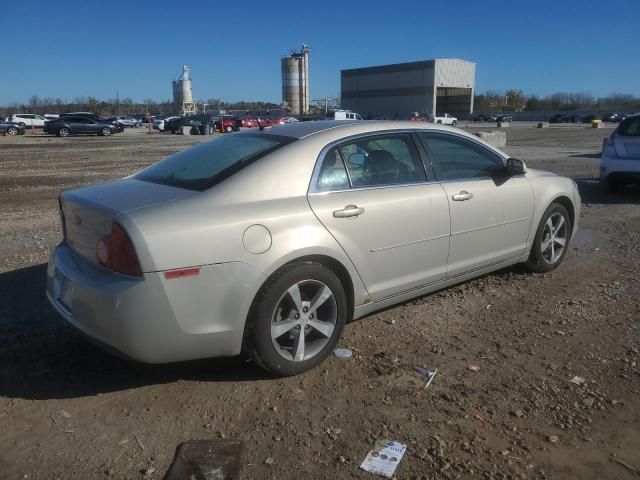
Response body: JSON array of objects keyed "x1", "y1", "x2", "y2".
[
  {"x1": 214, "y1": 117, "x2": 238, "y2": 133},
  {"x1": 234, "y1": 117, "x2": 278, "y2": 129}
]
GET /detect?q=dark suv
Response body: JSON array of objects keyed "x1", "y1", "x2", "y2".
[{"x1": 43, "y1": 116, "x2": 118, "y2": 137}]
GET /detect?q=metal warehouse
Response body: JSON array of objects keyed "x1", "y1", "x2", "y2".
[{"x1": 341, "y1": 58, "x2": 475, "y2": 119}]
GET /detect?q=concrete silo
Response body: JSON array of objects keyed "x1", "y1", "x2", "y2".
[
  {"x1": 172, "y1": 65, "x2": 196, "y2": 115},
  {"x1": 281, "y1": 45, "x2": 310, "y2": 115}
]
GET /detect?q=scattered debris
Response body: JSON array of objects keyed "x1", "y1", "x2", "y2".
[
  {"x1": 582, "y1": 397, "x2": 594, "y2": 407},
  {"x1": 359, "y1": 439, "x2": 407, "y2": 478},
  {"x1": 415, "y1": 366, "x2": 438, "y2": 390},
  {"x1": 338, "y1": 455, "x2": 347, "y2": 463},
  {"x1": 467, "y1": 363, "x2": 481, "y2": 372},
  {"x1": 611, "y1": 457, "x2": 640, "y2": 475},
  {"x1": 142, "y1": 466, "x2": 156, "y2": 476},
  {"x1": 164, "y1": 440, "x2": 244, "y2": 480},
  {"x1": 474, "y1": 415, "x2": 486, "y2": 425},
  {"x1": 334, "y1": 348, "x2": 353, "y2": 359},
  {"x1": 135, "y1": 436, "x2": 146, "y2": 451},
  {"x1": 512, "y1": 409, "x2": 525, "y2": 418},
  {"x1": 59, "y1": 410, "x2": 72, "y2": 419},
  {"x1": 384, "y1": 318, "x2": 396, "y2": 325},
  {"x1": 264, "y1": 457, "x2": 275, "y2": 465},
  {"x1": 570, "y1": 376, "x2": 586, "y2": 386},
  {"x1": 548, "y1": 435, "x2": 559, "y2": 444}
]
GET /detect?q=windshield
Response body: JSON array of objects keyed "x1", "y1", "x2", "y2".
[{"x1": 135, "y1": 133, "x2": 296, "y2": 191}]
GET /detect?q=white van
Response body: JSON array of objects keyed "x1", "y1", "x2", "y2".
[{"x1": 331, "y1": 110, "x2": 362, "y2": 120}]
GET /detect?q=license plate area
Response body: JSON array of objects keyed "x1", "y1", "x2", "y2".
[{"x1": 54, "y1": 270, "x2": 73, "y2": 316}]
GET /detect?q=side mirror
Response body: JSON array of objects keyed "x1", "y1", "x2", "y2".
[{"x1": 506, "y1": 157, "x2": 526, "y2": 176}]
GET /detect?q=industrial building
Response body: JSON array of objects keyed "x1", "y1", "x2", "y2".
[
  {"x1": 281, "y1": 45, "x2": 310, "y2": 115},
  {"x1": 172, "y1": 65, "x2": 196, "y2": 116},
  {"x1": 341, "y1": 59, "x2": 475, "y2": 119}
]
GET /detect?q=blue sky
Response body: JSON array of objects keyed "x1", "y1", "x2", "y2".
[{"x1": 1, "y1": 0, "x2": 638, "y2": 105}]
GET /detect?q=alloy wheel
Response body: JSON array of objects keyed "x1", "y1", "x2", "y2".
[
  {"x1": 541, "y1": 212, "x2": 567, "y2": 264},
  {"x1": 271, "y1": 280, "x2": 337, "y2": 362}
]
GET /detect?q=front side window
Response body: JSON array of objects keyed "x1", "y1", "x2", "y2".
[
  {"x1": 339, "y1": 134, "x2": 427, "y2": 188},
  {"x1": 418, "y1": 133, "x2": 504, "y2": 181},
  {"x1": 136, "y1": 133, "x2": 295, "y2": 191}
]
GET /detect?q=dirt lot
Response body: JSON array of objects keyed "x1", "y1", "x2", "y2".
[{"x1": 0, "y1": 125, "x2": 639, "y2": 480}]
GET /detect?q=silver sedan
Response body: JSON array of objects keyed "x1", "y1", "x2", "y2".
[{"x1": 46, "y1": 121, "x2": 581, "y2": 375}]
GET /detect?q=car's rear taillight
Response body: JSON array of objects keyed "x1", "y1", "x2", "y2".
[
  {"x1": 97, "y1": 222, "x2": 143, "y2": 276},
  {"x1": 604, "y1": 131, "x2": 615, "y2": 147}
]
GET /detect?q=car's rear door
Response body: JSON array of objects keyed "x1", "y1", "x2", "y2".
[
  {"x1": 614, "y1": 116, "x2": 640, "y2": 158},
  {"x1": 418, "y1": 131, "x2": 534, "y2": 277},
  {"x1": 308, "y1": 132, "x2": 450, "y2": 300}
]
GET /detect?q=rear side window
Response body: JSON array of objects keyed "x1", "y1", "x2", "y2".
[
  {"x1": 339, "y1": 134, "x2": 427, "y2": 188},
  {"x1": 419, "y1": 133, "x2": 504, "y2": 181},
  {"x1": 618, "y1": 117, "x2": 640, "y2": 136},
  {"x1": 316, "y1": 147, "x2": 349, "y2": 192},
  {"x1": 136, "y1": 133, "x2": 295, "y2": 191}
]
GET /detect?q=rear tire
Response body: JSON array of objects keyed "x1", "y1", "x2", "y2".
[
  {"x1": 225, "y1": 125, "x2": 233, "y2": 133},
  {"x1": 7, "y1": 126, "x2": 18, "y2": 136},
  {"x1": 525, "y1": 203, "x2": 571, "y2": 273},
  {"x1": 58, "y1": 127, "x2": 70, "y2": 137},
  {"x1": 451, "y1": 120, "x2": 457, "y2": 127},
  {"x1": 245, "y1": 262, "x2": 347, "y2": 376},
  {"x1": 101, "y1": 127, "x2": 112, "y2": 136}
]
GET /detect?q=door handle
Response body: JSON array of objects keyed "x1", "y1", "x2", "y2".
[
  {"x1": 333, "y1": 205, "x2": 365, "y2": 218},
  {"x1": 452, "y1": 190, "x2": 473, "y2": 201}
]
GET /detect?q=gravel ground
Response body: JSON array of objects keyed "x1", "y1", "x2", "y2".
[{"x1": 0, "y1": 125, "x2": 638, "y2": 480}]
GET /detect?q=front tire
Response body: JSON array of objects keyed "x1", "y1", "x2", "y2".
[
  {"x1": 225, "y1": 125, "x2": 233, "y2": 133},
  {"x1": 58, "y1": 127, "x2": 70, "y2": 137},
  {"x1": 245, "y1": 262, "x2": 347, "y2": 376},
  {"x1": 7, "y1": 126, "x2": 18, "y2": 136},
  {"x1": 101, "y1": 127, "x2": 112, "y2": 136},
  {"x1": 451, "y1": 120, "x2": 457, "y2": 127},
  {"x1": 525, "y1": 203, "x2": 571, "y2": 273}
]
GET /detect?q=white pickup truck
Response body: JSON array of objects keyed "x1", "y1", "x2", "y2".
[{"x1": 434, "y1": 113, "x2": 457, "y2": 126}]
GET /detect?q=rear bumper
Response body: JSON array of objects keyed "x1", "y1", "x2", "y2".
[
  {"x1": 46, "y1": 243, "x2": 266, "y2": 363},
  {"x1": 600, "y1": 147, "x2": 640, "y2": 180}
]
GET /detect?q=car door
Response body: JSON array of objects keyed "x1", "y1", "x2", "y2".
[
  {"x1": 418, "y1": 131, "x2": 534, "y2": 277},
  {"x1": 308, "y1": 132, "x2": 450, "y2": 300}
]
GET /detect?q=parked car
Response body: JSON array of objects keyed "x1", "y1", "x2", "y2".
[
  {"x1": 496, "y1": 114, "x2": 513, "y2": 122},
  {"x1": 10, "y1": 114, "x2": 48, "y2": 128},
  {"x1": 581, "y1": 114, "x2": 599, "y2": 123},
  {"x1": 549, "y1": 114, "x2": 580, "y2": 123},
  {"x1": 115, "y1": 116, "x2": 141, "y2": 127},
  {"x1": 602, "y1": 113, "x2": 626, "y2": 123},
  {"x1": 0, "y1": 120, "x2": 26, "y2": 135},
  {"x1": 434, "y1": 113, "x2": 457, "y2": 126},
  {"x1": 600, "y1": 114, "x2": 640, "y2": 191},
  {"x1": 215, "y1": 117, "x2": 240, "y2": 132},
  {"x1": 43, "y1": 116, "x2": 118, "y2": 137},
  {"x1": 47, "y1": 120, "x2": 580, "y2": 375},
  {"x1": 331, "y1": 110, "x2": 363, "y2": 120},
  {"x1": 153, "y1": 116, "x2": 180, "y2": 132},
  {"x1": 165, "y1": 116, "x2": 202, "y2": 134}
]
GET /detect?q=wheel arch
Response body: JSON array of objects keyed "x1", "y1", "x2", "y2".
[
  {"x1": 241, "y1": 253, "x2": 357, "y2": 353},
  {"x1": 550, "y1": 194, "x2": 576, "y2": 235}
]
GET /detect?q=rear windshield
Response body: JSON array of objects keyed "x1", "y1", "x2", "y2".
[
  {"x1": 617, "y1": 116, "x2": 640, "y2": 136},
  {"x1": 135, "y1": 133, "x2": 295, "y2": 191}
]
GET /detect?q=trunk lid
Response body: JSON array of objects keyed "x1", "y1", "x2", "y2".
[{"x1": 61, "y1": 178, "x2": 196, "y2": 265}]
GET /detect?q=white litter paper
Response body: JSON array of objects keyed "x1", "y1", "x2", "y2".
[{"x1": 359, "y1": 439, "x2": 407, "y2": 478}]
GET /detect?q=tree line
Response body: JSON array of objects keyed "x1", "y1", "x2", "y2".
[
  {"x1": 474, "y1": 90, "x2": 640, "y2": 113},
  {"x1": 0, "y1": 96, "x2": 283, "y2": 118}
]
